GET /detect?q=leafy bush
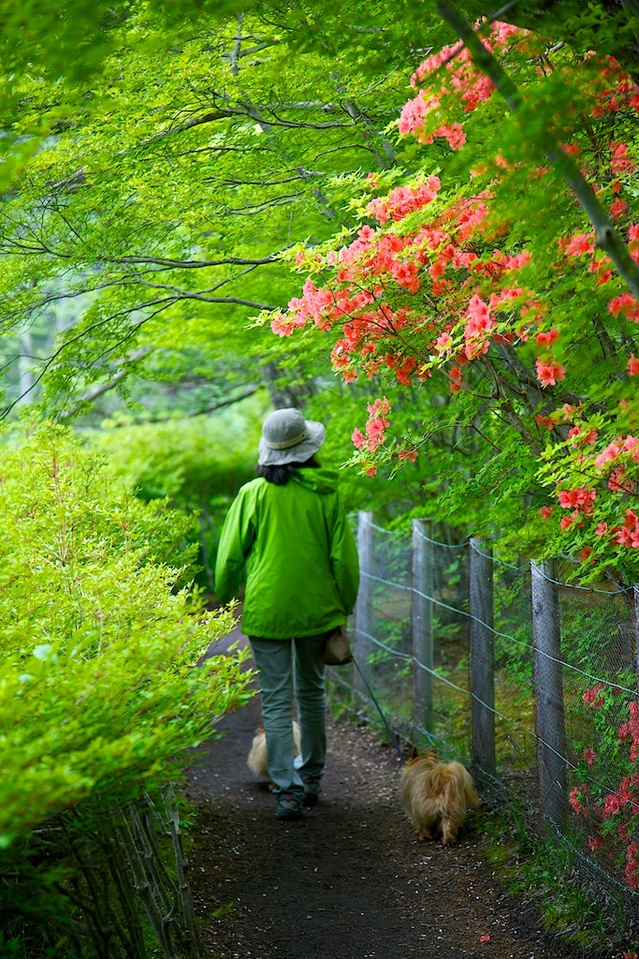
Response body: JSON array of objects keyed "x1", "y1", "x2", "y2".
[
  {"x1": 89, "y1": 397, "x2": 266, "y2": 592},
  {"x1": 568, "y1": 676, "x2": 639, "y2": 896},
  {"x1": 0, "y1": 425, "x2": 253, "y2": 955}
]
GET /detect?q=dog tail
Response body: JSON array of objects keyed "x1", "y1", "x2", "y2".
[
  {"x1": 428, "y1": 764, "x2": 466, "y2": 806},
  {"x1": 450, "y1": 763, "x2": 479, "y2": 804},
  {"x1": 464, "y1": 775, "x2": 480, "y2": 809},
  {"x1": 434, "y1": 763, "x2": 478, "y2": 845}
]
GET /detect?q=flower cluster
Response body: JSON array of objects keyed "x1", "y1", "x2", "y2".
[
  {"x1": 367, "y1": 178, "x2": 441, "y2": 224},
  {"x1": 554, "y1": 486, "x2": 597, "y2": 531},
  {"x1": 398, "y1": 21, "x2": 527, "y2": 147},
  {"x1": 352, "y1": 398, "x2": 392, "y2": 454},
  {"x1": 268, "y1": 19, "x2": 639, "y2": 576},
  {"x1": 571, "y1": 687, "x2": 639, "y2": 892},
  {"x1": 351, "y1": 398, "x2": 393, "y2": 474}
]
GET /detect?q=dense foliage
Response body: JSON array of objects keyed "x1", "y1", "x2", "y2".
[
  {"x1": 269, "y1": 13, "x2": 639, "y2": 585},
  {"x1": 2, "y1": 0, "x2": 639, "y2": 953},
  {"x1": 3, "y1": 3, "x2": 639, "y2": 582},
  {"x1": 0, "y1": 3, "x2": 414, "y2": 421},
  {"x1": 89, "y1": 393, "x2": 268, "y2": 587},
  {"x1": 0, "y1": 427, "x2": 251, "y2": 952}
]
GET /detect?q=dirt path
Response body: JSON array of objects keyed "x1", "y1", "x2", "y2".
[{"x1": 185, "y1": 633, "x2": 582, "y2": 959}]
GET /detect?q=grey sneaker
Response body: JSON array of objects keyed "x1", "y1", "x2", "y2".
[
  {"x1": 302, "y1": 776, "x2": 321, "y2": 806},
  {"x1": 275, "y1": 792, "x2": 304, "y2": 820}
]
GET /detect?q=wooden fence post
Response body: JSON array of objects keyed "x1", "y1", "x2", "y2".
[
  {"x1": 354, "y1": 511, "x2": 375, "y2": 694},
  {"x1": 531, "y1": 559, "x2": 568, "y2": 835},
  {"x1": 469, "y1": 537, "x2": 496, "y2": 778},
  {"x1": 411, "y1": 520, "x2": 434, "y2": 733}
]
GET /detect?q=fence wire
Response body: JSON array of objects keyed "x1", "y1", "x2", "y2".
[{"x1": 332, "y1": 514, "x2": 639, "y2": 912}]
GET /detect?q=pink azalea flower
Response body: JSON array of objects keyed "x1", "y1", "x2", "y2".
[
  {"x1": 611, "y1": 140, "x2": 638, "y2": 175},
  {"x1": 611, "y1": 197, "x2": 629, "y2": 219},
  {"x1": 569, "y1": 786, "x2": 588, "y2": 816},
  {"x1": 535, "y1": 358, "x2": 566, "y2": 387},
  {"x1": 583, "y1": 683, "x2": 606, "y2": 706},
  {"x1": 603, "y1": 793, "x2": 626, "y2": 817},
  {"x1": 271, "y1": 313, "x2": 295, "y2": 337},
  {"x1": 435, "y1": 331, "x2": 454, "y2": 354},
  {"x1": 505, "y1": 250, "x2": 531, "y2": 270},
  {"x1": 556, "y1": 487, "x2": 596, "y2": 512},
  {"x1": 565, "y1": 232, "x2": 596, "y2": 256},
  {"x1": 535, "y1": 328, "x2": 560, "y2": 346},
  {"x1": 609, "y1": 292, "x2": 639, "y2": 320},
  {"x1": 594, "y1": 441, "x2": 621, "y2": 467},
  {"x1": 351, "y1": 428, "x2": 366, "y2": 451}
]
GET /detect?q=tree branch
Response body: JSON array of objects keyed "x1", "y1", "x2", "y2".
[
  {"x1": 332, "y1": 77, "x2": 397, "y2": 169},
  {"x1": 222, "y1": 170, "x2": 324, "y2": 186},
  {"x1": 130, "y1": 278, "x2": 279, "y2": 310},
  {"x1": 436, "y1": 0, "x2": 639, "y2": 300},
  {"x1": 230, "y1": 13, "x2": 244, "y2": 77},
  {"x1": 114, "y1": 252, "x2": 284, "y2": 269},
  {"x1": 224, "y1": 192, "x2": 304, "y2": 214},
  {"x1": 257, "y1": 113, "x2": 351, "y2": 130},
  {"x1": 99, "y1": 384, "x2": 264, "y2": 427},
  {"x1": 59, "y1": 348, "x2": 152, "y2": 419}
]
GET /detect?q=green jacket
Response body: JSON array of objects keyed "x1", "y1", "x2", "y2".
[{"x1": 214, "y1": 468, "x2": 360, "y2": 639}]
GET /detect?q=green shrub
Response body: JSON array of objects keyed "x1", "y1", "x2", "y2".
[
  {"x1": 0, "y1": 425, "x2": 253, "y2": 955},
  {"x1": 89, "y1": 397, "x2": 266, "y2": 591}
]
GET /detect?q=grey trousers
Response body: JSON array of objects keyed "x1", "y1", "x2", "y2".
[{"x1": 249, "y1": 634, "x2": 327, "y2": 796}]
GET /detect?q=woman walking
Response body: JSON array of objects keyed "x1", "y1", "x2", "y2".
[{"x1": 215, "y1": 408, "x2": 360, "y2": 820}]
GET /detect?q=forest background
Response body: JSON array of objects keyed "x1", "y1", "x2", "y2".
[
  {"x1": 3, "y1": 0, "x2": 639, "y2": 956},
  {"x1": 3, "y1": 0, "x2": 639, "y2": 587}
]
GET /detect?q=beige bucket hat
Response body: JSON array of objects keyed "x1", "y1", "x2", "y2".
[{"x1": 258, "y1": 407, "x2": 326, "y2": 466}]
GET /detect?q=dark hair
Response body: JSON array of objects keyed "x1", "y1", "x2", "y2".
[{"x1": 256, "y1": 455, "x2": 320, "y2": 486}]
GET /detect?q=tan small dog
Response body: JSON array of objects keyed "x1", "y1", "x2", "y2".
[
  {"x1": 401, "y1": 748, "x2": 479, "y2": 845},
  {"x1": 247, "y1": 721, "x2": 302, "y2": 781}
]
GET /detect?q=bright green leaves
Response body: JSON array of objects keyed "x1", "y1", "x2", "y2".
[
  {"x1": 0, "y1": 4, "x2": 417, "y2": 416},
  {"x1": 0, "y1": 425, "x2": 252, "y2": 848},
  {"x1": 262, "y1": 10, "x2": 639, "y2": 584}
]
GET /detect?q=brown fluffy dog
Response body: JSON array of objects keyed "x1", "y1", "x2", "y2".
[
  {"x1": 247, "y1": 721, "x2": 301, "y2": 781},
  {"x1": 400, "y1": 748, "x2": 479, "y2": 845}
]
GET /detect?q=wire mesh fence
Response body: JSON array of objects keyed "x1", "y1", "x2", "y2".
[{"x1": 329, "y1": 512, "x2": 639, "y2": 914}]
